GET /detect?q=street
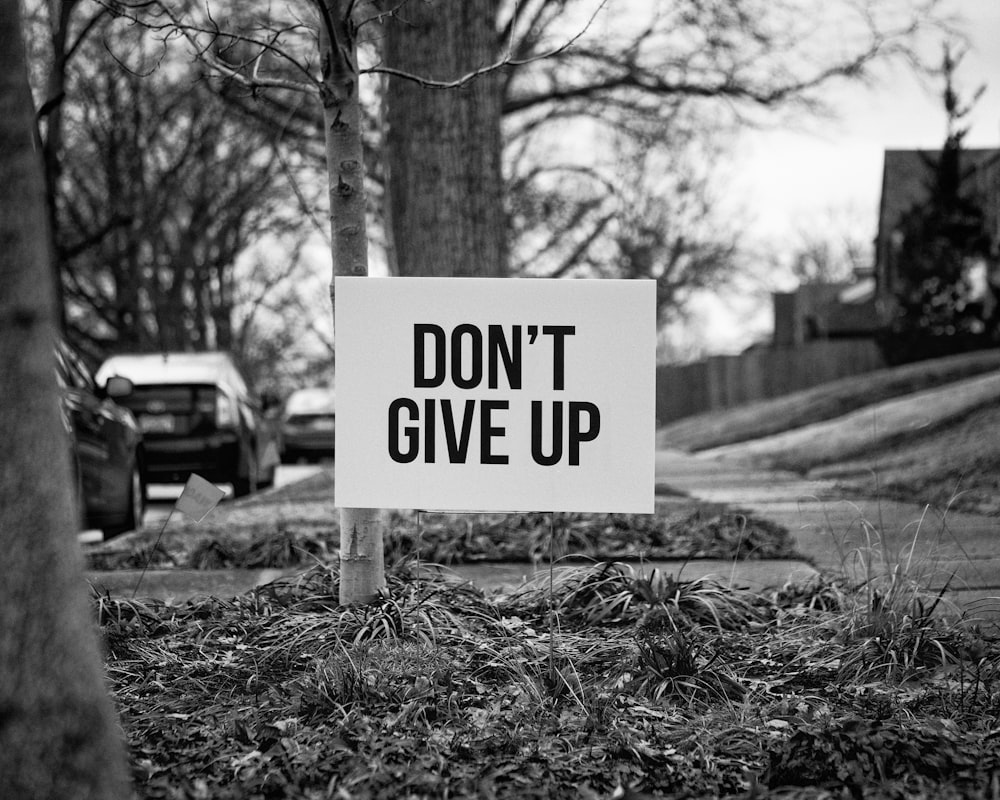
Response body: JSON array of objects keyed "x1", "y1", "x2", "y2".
[{"x1": 77, "y1": 464, "x2": 325, "y2": 545}]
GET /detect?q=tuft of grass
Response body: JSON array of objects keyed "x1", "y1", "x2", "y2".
[
  {"x1": 821, "y1": 500, "x2": 975, "y2": 683},
  {"x1": 293, "y1": 640, "x2": 464, "y2": 721},
  {"x1": 624, "y1": 629, "x2": 747, "y2": 707},
  {"x1": 504, "y1": 560, "x2": 765, "y2": 632}
]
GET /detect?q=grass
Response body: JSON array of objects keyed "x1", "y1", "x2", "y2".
[
  {"x1": 657, "y1": 350, "x2": 1000, "y2": 516},
  {"x1": 87, "y1": 349, "x2": 1000, "y2": 796},
  {"x1": 819, "y1": 500, "x2": 980, "y2": 687},
  {"x1": 96, "y1": 478, "x2": 1000, "y2": 799},
  {"x1": 809, "y1": 402, "x2": 1000, "y2": 516},
  {"x1": 656, "y1": 348, "x2": 1000, "y2": 453},
  {"x1": 89, "y1": 477, "x2": 1000, "y2": 798},
  {"x1": 97, "y1": 552, "x2": 1000, "y2": 799}
]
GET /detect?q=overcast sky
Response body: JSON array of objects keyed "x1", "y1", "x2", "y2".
[
  {"x1": 672, "y1": 0, "x2": 1000, "y2": 359},
  {"x1": 731, "y1": 0, "x2": 1000, "y2": 247}
]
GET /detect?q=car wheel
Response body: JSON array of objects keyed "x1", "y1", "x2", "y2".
[{"x1": 102, "y1": 460, "x2": 145, "y2": 540}]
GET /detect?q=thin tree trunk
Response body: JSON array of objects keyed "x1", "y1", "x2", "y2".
[
  {"x1": 320, "y1": 0, "x2": 386, "y2": 604},
  {"x1": 0, "y1": 2, "x2": 131, "y2": 796}
]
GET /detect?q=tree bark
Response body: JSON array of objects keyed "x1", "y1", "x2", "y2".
[
  {"x1": 321, "y1": 0, "x2": 386, "y2": 604},
  {"x1": 384, "y1": 0, "x2": 507, "y2": 278},
  {"x1": 0, "y1": 2, "x2": 132, "y2": 796}
]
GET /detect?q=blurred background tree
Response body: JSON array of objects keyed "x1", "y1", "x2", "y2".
[
  {"x1": 24, "y1": 0, "x2": 325, "y2": 387},
  {"x1": 24, "y1": 0, "x2": 955, "y2": 392},
  {"x1": 787, "y1": 222, "x2": 872, "y2": 287}
]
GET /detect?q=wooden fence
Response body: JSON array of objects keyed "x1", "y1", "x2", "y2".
[{"x1": 655, "y1": 339, "x2": 886, "y2": 425}]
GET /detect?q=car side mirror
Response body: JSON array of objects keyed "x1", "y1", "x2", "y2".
[{"x1": 104, "y1": 375, "x2": 134, "y2": 398}]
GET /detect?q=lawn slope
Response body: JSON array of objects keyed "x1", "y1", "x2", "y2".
[
  {"x1": 657, "y1": 349, "x2": 1000, "y2": 516},
  {"x1": 657, "y1": 348, "x2": 1000, "y2": 452}
]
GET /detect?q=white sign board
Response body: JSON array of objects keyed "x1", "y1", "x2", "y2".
[{"x1": 334, "y1": 277, "x2": 655, "y2": 513}]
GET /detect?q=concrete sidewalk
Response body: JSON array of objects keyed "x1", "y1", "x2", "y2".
[{"x1": 655, "y1": 448, "x2": 1000, "y2": 618}]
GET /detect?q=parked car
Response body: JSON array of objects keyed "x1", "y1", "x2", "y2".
[
  {"x1": 95, "y1": 351, "x2": 279, "y2": 497},
  {"x1": 280, "y1": 387, "x2": 336, "y2": 464},
  {"x1": 56, "y1": 341, "x2": 146, "y2": 539}
]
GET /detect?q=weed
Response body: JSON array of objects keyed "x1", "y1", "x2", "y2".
[
  {"x1": 504, "y1": 560, "x2": 763, "y2": 633},
  {"x1": 824, "y1": 502, "x2": 972, "y2": 682},
  {"x1": 625, "y1": 629, "x2": 746, "y2": 706},
  {"x1": 766, "y1": 715, "x2": 1000, "y2": 795},
  {"x1": 87, "y1": 462, "x2": 1000, "y2": 798},
  {"x1": 254, "y1": 561, "x2": 341, "y2": 610},
  {"x1": 769, "y1": 573, "x2": 848, "y2": 612},
  {"x1": 295, "y1": 640, "x2": 462, "y2": 720}
]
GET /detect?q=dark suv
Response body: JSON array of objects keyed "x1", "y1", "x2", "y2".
[
  {"x1": 57, "y1": 341, "x2": 146, "y2": 538},
  {"x1": 95, "y1": 352, "x2": 278, "y2": 497}
]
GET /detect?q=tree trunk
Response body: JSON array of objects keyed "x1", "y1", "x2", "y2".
[
  {"x1": 321, "y1": 0, "x2": 386, "y2": 604},
  {"x1": 384, "y1": 0, "x2": 507, "y2": 278},
  {"x1": 0, "y1": 2, "x2": 131, "y2": 796}
]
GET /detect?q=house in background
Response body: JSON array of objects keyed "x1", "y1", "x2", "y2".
[
  {"x1": 772, "y1": 146, "x2": 1000, "y2": 347},
  {"x1": 771, "y1": 281, "x2": 879, "y2": 347},
  {"x1": 874, "y1": 147, "x2": 1000, "y2": 323},
  {"x1": 655, "y1": 145, "x2": 1000, "y2": 425}
]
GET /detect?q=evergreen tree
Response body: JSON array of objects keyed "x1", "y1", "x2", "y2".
[{"x1": 880, "y1": 46, "x2": 998, "y2": 364}]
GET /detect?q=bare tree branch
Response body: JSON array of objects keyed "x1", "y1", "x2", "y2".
[{"x1": 366, "y1": 0, "x2": 608, "y2": 90}]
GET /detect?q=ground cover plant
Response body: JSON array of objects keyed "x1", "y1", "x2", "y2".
[
  {"x1": 85, "y1": 348, "x2": 1000, "y2": 796},
  {"x1": 98, "y1": 556, "x2": 1000, "y2": 799},
  {"x1": 85, "y1": 470, "x2": 800, "y2": 571}
]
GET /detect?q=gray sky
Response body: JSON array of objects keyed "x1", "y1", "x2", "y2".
[
  {"x1": 732, "y1": 0, "x2": 1000, "y2": 247},
  {"x1": 673, "y1": 0, "x2": 1000, "y2": 358}
]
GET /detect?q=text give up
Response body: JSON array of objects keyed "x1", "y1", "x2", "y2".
[{"x1": 391, "y1": 323, "x2": 599, "y2": 466}]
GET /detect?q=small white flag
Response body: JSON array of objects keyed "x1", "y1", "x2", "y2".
[{"x1": 174, "y1": 473, "x2": 226, "y2": 523}]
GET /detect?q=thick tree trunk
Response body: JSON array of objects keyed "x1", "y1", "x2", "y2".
[
  {"x1": 0, "y1": 2, "x2": 131, "y2": 797},
  {"x1": 321, "y1": 0, "x2": 386, "y2": 605},
  {"x1": 385, "y1": 0, "x2": 507, "y2": 278}
]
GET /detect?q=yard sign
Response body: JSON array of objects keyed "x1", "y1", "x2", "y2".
[{"x1": 334, "y1": 277, "x2": 655, "y2": 513}]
